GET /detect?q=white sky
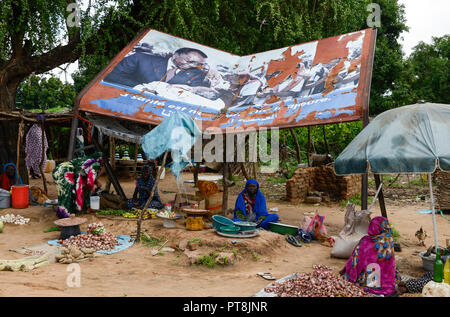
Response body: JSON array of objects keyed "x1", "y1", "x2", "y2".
[{"x1": 50, "y1": 0, "x2": 450, "y2": 84}]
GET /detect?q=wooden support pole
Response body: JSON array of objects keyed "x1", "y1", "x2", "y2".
[
  {"x1": 136, "y1": 151, "x2": 168, "y2": 242},
  {"x1": 289, "y1": 127, "x2": 302, "y2": 165},
  {"x1": 193, "y1": 162, "x2": 200, "y2": 187},
  {"x1": 374, "y1": 174, "x2": 387, "y2": 218},
  {"x1": 322, "y1": 125, "x2": 329, "y2": 155},
  {"x1": 307, "y1": 126, "x2": 311, "y2": 167},
  {"x1": 15, "y1": 118, "x2": 24, "y2": 181},
  {"x1": 133, "y1": 143, "x2": 138, "y2": 177},
  {"x1": 241, "y1": 163, "x2": 250, "y2": 181},
  {"x1": 222, "y1": 162, "x2": 229, "y2": 216},
  {"x1": 39, "y1": 122, "x2": 48, "y2": 194}
]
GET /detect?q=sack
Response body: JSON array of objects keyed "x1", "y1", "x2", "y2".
[
  {"x1": 330, "y1": 203, "x2": 371, "y2": 259},
  {"x1": 30, "y1": 186, "x2": 49, "y2": 205},
  {"x1": 198, "y1": 181, "x2": 219, "y2": 196},
  {"x1": 205, "y1": 192, "x2": 222, "y2": 211}
]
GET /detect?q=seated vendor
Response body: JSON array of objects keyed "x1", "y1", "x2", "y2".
[
  {"x1": 233, "y1": 179, "x2": 278, "y2": 230},
  {"x1": 52, "y1": 153, "x2": 103, "y2": 218},
  {"x1": 0, "y1": 163, "x2": 23, "y2": 190},
  {"x1": 340, "y1": 216, "x2": 399, "y2": 296},
  {"x1": 127, "y1": 164, "x2": 163, "y2": 210}
]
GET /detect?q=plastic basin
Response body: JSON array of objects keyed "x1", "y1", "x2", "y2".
[
  {"x1": 269, "y1": 222, "x2": 299, "y2": 235},
  {"x1": 233, "y1": 221, "x2": 257, "y2": 231},
  {"x1": 212, "y1": 215, "x2": 234, "y2": 230},
  {"x1": 219, "y1": 225, "x2": 240, "y2": 234}
]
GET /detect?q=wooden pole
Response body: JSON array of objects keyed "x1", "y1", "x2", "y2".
[
  {"x1": 222, "y1": 162, "x2": 229, "y2": 216},
  {"x1": 307, "y1": 126, "x2": 311, "y2": 167},
  {"x1": 193, "y1": 162, "x2": 200, "y2": 187},
  {"x1": 15, "y1": 118, "x2": 24, "y2": 183},
  {"x1": 241, "y1": 163, "x2": 250, "y2": 181},
  {"x1": 133, "y1": 143, "x2": 138, "y2": 177},
  {"x1": 39, "y1": 122, "x2": 48, "y2": 194},
  {"x1": 374, "y1": 174, "x2": 387, "y2": 218},
  {"x1": 322, "y1": 125, "x2": 329, "y2": 155},
  {"x1": 289, "y1": 127, "x2": 302, "y2": 165},
  {"x1": 136, "y1": 151, "x2": 168, "y2": 242}
]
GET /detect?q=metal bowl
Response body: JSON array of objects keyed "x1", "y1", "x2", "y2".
[{"x1": 233, "y1": 221, "x2": 257, "y2": 232}]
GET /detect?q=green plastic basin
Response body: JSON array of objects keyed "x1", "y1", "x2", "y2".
[{"x1": 269, "y1": 222, "x2": 299, "y2": 235}]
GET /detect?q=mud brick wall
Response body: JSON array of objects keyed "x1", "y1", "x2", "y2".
[
  {"x1": 286, "y1": 165, "x2": 361, "y2": 204},
  {"x1": 433, "y1": 170, "x2": 450, "y2": 210}
]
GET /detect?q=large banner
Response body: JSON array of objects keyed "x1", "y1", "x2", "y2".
[{"x1": 77, "y1": 28, "x2": 376, "y2": 133}]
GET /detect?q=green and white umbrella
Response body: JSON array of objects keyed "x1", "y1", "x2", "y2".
[{"x1": 335, "y1": 102, "x2": 450, "y2": 249}]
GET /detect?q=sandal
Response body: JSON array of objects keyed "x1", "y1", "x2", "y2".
[{"x1": 286, "y1": 235, "x2": 302, "y2": 247}]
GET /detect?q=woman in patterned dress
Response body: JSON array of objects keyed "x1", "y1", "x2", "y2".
[
  {"x1": 340, "y1": 216, "x2": 399, "y2": 296},
  {"x1": 52, "y1": 153, "x2": 103, "y2": 218},
  {"x1": 127, "y1": 164, "x2": 163, "y2": 210},
  {"x1": 25, "y1": 124, "x2": 48, "y2": 179}
]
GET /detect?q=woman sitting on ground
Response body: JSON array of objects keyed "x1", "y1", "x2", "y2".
[
  {"x1": 127, "y1": 164, "x2": 163, "y2": 210},
  {"x1": 0, "y1": 163, "x2": 23, "y2": 190},
  {"x1": 233, "y1": 179, "x2": 279, "y2": 230},
  {"x1": 52, "y1": 153, "x2": 104, "y2": 218},
  {"x1": 340, "y1": 216, "x2": 399, "y2": 296}
]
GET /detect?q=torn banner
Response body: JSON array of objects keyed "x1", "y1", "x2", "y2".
[{"x1": 141, "y1": 111, "x2": 201, "y2": 177}]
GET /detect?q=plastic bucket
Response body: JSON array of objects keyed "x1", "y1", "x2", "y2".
[
  {"x1": 0, "y1": 189, "x2": 11, "y2": 209},
  {"x1": 186, "y1": 214, "x2": 203, "y2": 231},
  {"x1": 90, "y1": 195, "x2": 100, "y2": 210},
  {"x1": 12, "y1": 185, "x2": 29, "y2": 209}
]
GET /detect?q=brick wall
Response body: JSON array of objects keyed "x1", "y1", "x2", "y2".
[{"x1": 286, "y1": 164, "x2": 361, "y2": 204}]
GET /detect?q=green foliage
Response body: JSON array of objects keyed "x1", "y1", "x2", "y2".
[
  {"x1": 266, "y1": 176, "x2": 287, "y2": 184},
  {"x1": 194, "y1": 254, "x2": 216, "y2": 268},
  {"x1": 391, "y1": 226, "x2": 400, "y2": 242},
  {"x1": 16, "y1": 76, "x2": 76, "y2": 110},
  {"x1": 252, "y1": 252, "x2": 260, "y2": 261},
  {"x1": 96, "y1": 209, "x2": 126, "y2": 216},
  {"x1": 140, "y1": 234, "x2": 166, "y2": 247},
  {"x1": 341, "y1": 194, "x2": 374, "y2": 207}
]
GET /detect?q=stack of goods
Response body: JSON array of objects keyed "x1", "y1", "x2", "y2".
[
  {"x1": 114, "y1": 153, "x2": 120, "y2": 160},
  {"x1": 158, "y1": 209, "x2": 177, "y2": 219},
  {"x1": 60, "y1": 222, "x2": 118, "y2": 251},
  {"x1": 137, "y1": 153, "x2": 144, "y2": 163},
  {"x1": 264, "y1": 265, "x2": 373, "y2": 297},
  {"x1": 0, "y1": 214, "x2": 30, "y2": 225},
  {"x1": 122, "y1": 208, "x2": 158, "y2": 219},
  {"x1": 122, "y1": 151, "x2": 130, "y2": 160},
  {"x1": 433, "y1": 170, "x2": 450, "y2": 210},
  {"x1": 197, "y1": 181, "x2": 222, "y2": 213},
  {"x1": 55, "y1": 246, "x2": 95, "y2": 264}
]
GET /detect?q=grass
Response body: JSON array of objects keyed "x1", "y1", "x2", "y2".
[
  {"x1": 140, "y1": 234, "x2": 166, "y2": 247},
  {"x1": 188, "y1": 237, "x2": 202, "y2": 246},
  {"x1": 231, "y1": 175, "x2": 242, "y2": 181},
  {"x1": 391, "y1": 226, "x2": 401, "y2": 243},
  {"x1": 28, "y1": 106, "x2": 71, "y2": 113},
  {"x1": 340, "y1": 194, "x2": 374, "y2": 207},
  {"x1": 266, "y1": 176, "x2": 287, "y2": 184},
  {"x1": 252, "y1": 252, "x2": 260, "y2": 261},
  {"x1": 194, "y1": 254, "x2": 216, "y2": 268}
]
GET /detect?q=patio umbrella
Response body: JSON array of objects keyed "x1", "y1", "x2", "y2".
[{"x1": 334, "y1": 102, "x2": 450, "y2": 250}]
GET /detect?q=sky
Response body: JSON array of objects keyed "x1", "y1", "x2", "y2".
[{"x1": 51, "y1": 0, "x2": 450, "y2": 84}]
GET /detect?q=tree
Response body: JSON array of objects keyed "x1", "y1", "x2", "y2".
[{"x1": 16, "y1": 76, "x2": 76, "y2": 110}]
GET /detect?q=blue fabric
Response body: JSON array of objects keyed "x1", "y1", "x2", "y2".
[
  {"x1": 126, "y1": 172, "x2": 163, "y2": 210},
  {"x1": 2, "y1": 163, "x2": 23, "y2": 185},
  {"x1": 141, "y1": 112, "x2": 201, "y2": 178},
  {"x1": 259, "y1": 213, "x2": 279, "y2": 230},
  {"x1": 233, "y1": 179, "x2": 269, "y2": 222},
  {"x1": 47, "y1": 235, "x2": 135, "y2": 255}
]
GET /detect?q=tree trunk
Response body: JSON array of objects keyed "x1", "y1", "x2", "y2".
[{"x1": 289, "y1": 127, "x2": 302, "y2": 165}]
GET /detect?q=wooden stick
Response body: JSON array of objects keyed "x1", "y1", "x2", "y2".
[
  {"x1": 133, "y1": 143, "x2": 138, "y2": 177},
  {"x1": 374, "y1": 174, "x2": 387, "y2": 218},
  {"x1": 15, "y1": 118, "x2": 24, "y2": 183},
  {"x1": 39, "y1": 122, "x2": 48, "y2": 194},
  {"x1": 307, "y1": 126, "x2": 311, "y2": 167},
  {"x1": 322, "y1": 125, "x2": 329, "y2": 155},
  {"x1": 193, "y1": 162, "x2": 200, "y2": 187},
  {"x1": 136, "y1": 151, "x2": 168, "y2": 242},
  {"x1": 222, "y1": 162, "x2": 229, "y2": 216},
  {"x1": 289, "y1": 127, "x2": 302, "y2": 165},
  {"x1": 241, "y1": 163, "x2": 250, "y2": 181}
]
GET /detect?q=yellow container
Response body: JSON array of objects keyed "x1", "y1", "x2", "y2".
[{"x1": 186, "y1": 215, "x2": 203, "y2": 231}]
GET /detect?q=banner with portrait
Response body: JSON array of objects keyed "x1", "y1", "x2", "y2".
[{"x1": 77, "y1": 28, "x2": 376, "y2": 133}]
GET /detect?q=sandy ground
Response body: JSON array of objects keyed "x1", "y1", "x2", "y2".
[{"x1": 0, "y1": 170, "x2": 449, "y2": 297}]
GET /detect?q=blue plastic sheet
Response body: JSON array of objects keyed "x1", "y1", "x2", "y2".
[
  {"x1": 141, "y1": 112, "x2": 201, "y2": 177},
  {"x1": 48, "y1": 235, "x2": 135, "y2": 255}
]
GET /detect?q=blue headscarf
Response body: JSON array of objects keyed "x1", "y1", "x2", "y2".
[
  {"x1": 233, "y1": 179, "x2": 268, "y2": 222},
  {"x1": 2, "y1": 163, "x2": 23, "y2": 185}
]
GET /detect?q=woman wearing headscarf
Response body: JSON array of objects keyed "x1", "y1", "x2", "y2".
[
  {"x1": 25, "y1": 124, "x2": 48, "y2": 179},
  {"x1": 127, "y1": 164, "x2": 163, "y2": 210},
  {"x1": 233, "y1": 179, "x2": 279, "y2": 230},
  {"x1": 0, "y1": 163, "x2": 23, "y2": 190},
  {"x1": 52, "y1": 153, "x2": 103, "y2": 218},
  {"x1": 340, "y1": 216, "x2": 399, "y2": 296}
]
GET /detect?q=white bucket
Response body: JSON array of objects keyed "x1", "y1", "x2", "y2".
[
  {"x1": 0, "y1": 189, "x2": 11, "y2": 209},
  {"x1": 90, "y1": 195, "x2": 100, "y2": 210}
]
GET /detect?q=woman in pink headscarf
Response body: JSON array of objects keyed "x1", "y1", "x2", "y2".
[{"x1": 340, "y1": 216, "x2": 399, "y2": 296}]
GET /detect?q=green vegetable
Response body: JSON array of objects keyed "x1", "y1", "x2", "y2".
[
  {"x1": 44, "y1": 226, "x2": 59, "y2": 233},
  {"x1": 0, "y1": 221, "x2": 3, "y2": 233}
]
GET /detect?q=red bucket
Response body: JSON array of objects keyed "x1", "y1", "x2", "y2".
[{"x1": 12, "y1": 185, "x2": 29, "y2": 209}]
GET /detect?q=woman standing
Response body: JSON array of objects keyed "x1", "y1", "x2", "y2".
[{"x1": 25, "y1": 124, "x2": 48, "y2": 179}]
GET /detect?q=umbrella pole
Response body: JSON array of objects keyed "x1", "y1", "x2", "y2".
[{"x1": 428, "y1": 173, "x2": 439, "y2": 250}]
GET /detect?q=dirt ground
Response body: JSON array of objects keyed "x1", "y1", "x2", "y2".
[{"x1": 0, "y1": 170, "x2": 449, "y2": 297}]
